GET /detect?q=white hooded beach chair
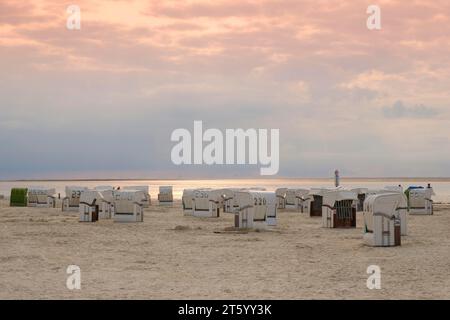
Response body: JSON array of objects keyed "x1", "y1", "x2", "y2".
[
  {"x1": 192, "y1": 189, "x2": 226, "y2": 218},
  {"x1": 27, "y1": 187, "x2": 56, "y2": 208},
  {"x1": 285, "y1": 188, "x2": 309, "y2": 211},
  {"x1": 158, "y1": 186, "x2": 173, "y2": 205},
  {"x1": 233, "y1": 191, "x2": 277, "y2": 228},
  {"x1": 62, "y1": 186, "x2": 88, "y2": 212},
  {"x1": 112, "y1": 190, "x2": 145, "y2": 223},
  {"x1": 123, "y1": 186, "x2": 151, "y2": 207},
  {"x1": 363, "y1": 193, "x2": 404, "y2": 246},
  {"x1": 79, "y1": 190, "x2": 104, "y2": 222},
  {"x1": 322, "y1": 190, "x2": 358, "y2": 228},
  {"x1": 363, "y1": 189, "x2": 408, "y2": 234},
  {"x1": 408, "y1": 188, "x2": 434, "y2": 215},
  {"x1": 221, "y1": 188, "x2": 242, "y2": 213},
  {"x1": 275, "y1": 188, "x2": 288, "y2": 209}
]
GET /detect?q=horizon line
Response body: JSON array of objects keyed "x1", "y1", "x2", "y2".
[{"x1": 1, "y1": 177, "x2": 449, "y2": 182}]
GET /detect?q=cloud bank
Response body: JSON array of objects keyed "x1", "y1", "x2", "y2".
[{"x1": 1, "y1": 0, "x2": 450, "y2": 178}]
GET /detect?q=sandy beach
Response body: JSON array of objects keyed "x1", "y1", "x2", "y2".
[{"x1": 0, "y1": 199, "x2": 449, "y2": 300}]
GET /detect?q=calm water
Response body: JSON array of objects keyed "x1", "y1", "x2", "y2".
[{"x1": 1, "y1": 178, "x2": 449, "y2": 202}]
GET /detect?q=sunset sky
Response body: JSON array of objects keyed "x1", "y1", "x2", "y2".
[{"x1": 1, "y1": 0, "x2": 450, "y2": 179}]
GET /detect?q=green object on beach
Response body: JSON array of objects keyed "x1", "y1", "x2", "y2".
[{"x1": 10, "y1": 188, "x2": 28, "y2": 207}]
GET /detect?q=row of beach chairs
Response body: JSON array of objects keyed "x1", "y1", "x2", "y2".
[
  {"x1": 9, "y1": 185, "x2": 174, "y2": 223},
  {"x1": 181, "y1": 185, "x2": 435, "y2": 247},
  {"x1": 8, "y1": 184, "x2": 435, "y2": 246}
]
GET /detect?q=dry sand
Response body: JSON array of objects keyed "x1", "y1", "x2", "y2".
[{"x1": 0, "y1": 199, "x2": 449, "y2": 299}]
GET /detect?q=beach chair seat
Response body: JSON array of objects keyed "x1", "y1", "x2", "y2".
[
  {"x1": 351, "y1": 188, "x2": 369, "y2": 211},
  {"x1": 305, "y1": 188, "x2": 331, "y2": 217}
]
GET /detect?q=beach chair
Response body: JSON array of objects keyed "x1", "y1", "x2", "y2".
[
  {"x1": 94, "y1": 186, "x2": 114, "y2": 219},
  {"x1": 62, "y1": 186, "x2": 88, "y2": 212},
  {"x1": 158, "y1": 186, "x2": 173, "y2": 205},
  {"x1": 275, "y1": 188, "x2": 287, "y2": 209},
  {"x1": 221, "y1": 188, "x2": 242, "y2": 213},
  {"x1": 112, "y1": 190, "x2": 145, "y2": 222},
  {"x1": 192, "y1": 189, "x2": 224, "y2": 217},
  {"x1": 10, "y1": 188, "x2": 28, "y2": 207},
  {"x1": 363, "y1": 193, "x2": 404, "y2": 246},
  {"x1": 285, "y1": 188, "x2": 309, "y2": 211},
  {"x1": 27, "y1": 187, "x2": 56, "y2": 208},
  {"x1": 407, "y1": 187, "x2": 434, "y2": 215},
  {"x1": 322, "y1": 189, "x2": 358, "y2": 228},
  {"x1": 181, "y1": 189, "x2": 196, "y2": 216},
  {"x1": 123, "y1": 186, "x2": 151, "y2": 207},
  {"x1": 79, "y1": 190, "x2": 103, "y2": 222},
  {"x1": 233, "y1": 191, "x2": 277, "y2": 228},
  {"x1": 362, "y1": 188, "x2": 408, "y2": 234}
]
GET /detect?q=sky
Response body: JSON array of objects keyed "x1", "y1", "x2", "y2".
[{"x1": 1, "y1": 0, "x2": 450, "y2": 179}]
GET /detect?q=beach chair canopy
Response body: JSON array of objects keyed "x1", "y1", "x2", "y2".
[
  {"x1": 94, "y1": 186, "x2": 114, "y2": 191},
  {"x1": 159, "y1": 186, "x2": 173, "y2": 193},
  {"x1": 322, "y1": 190, "x2": 358, "y2": 208},
  {"x1": 28, "y1": 187, "x2": 56, "y2": 196},
  {"x1": 351, "y1": 188, "x2": 369, "y2": 195},
  {"x1": 80, "y1": 190, "x2": 104, "y2": 206},
  {"x1": 285, "y1": 188, "x2": 309, "y2": 202}
]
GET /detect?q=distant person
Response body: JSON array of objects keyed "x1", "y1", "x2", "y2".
[{"x1": 427, "y1": 183, "x2": 431, "y2": 189}]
